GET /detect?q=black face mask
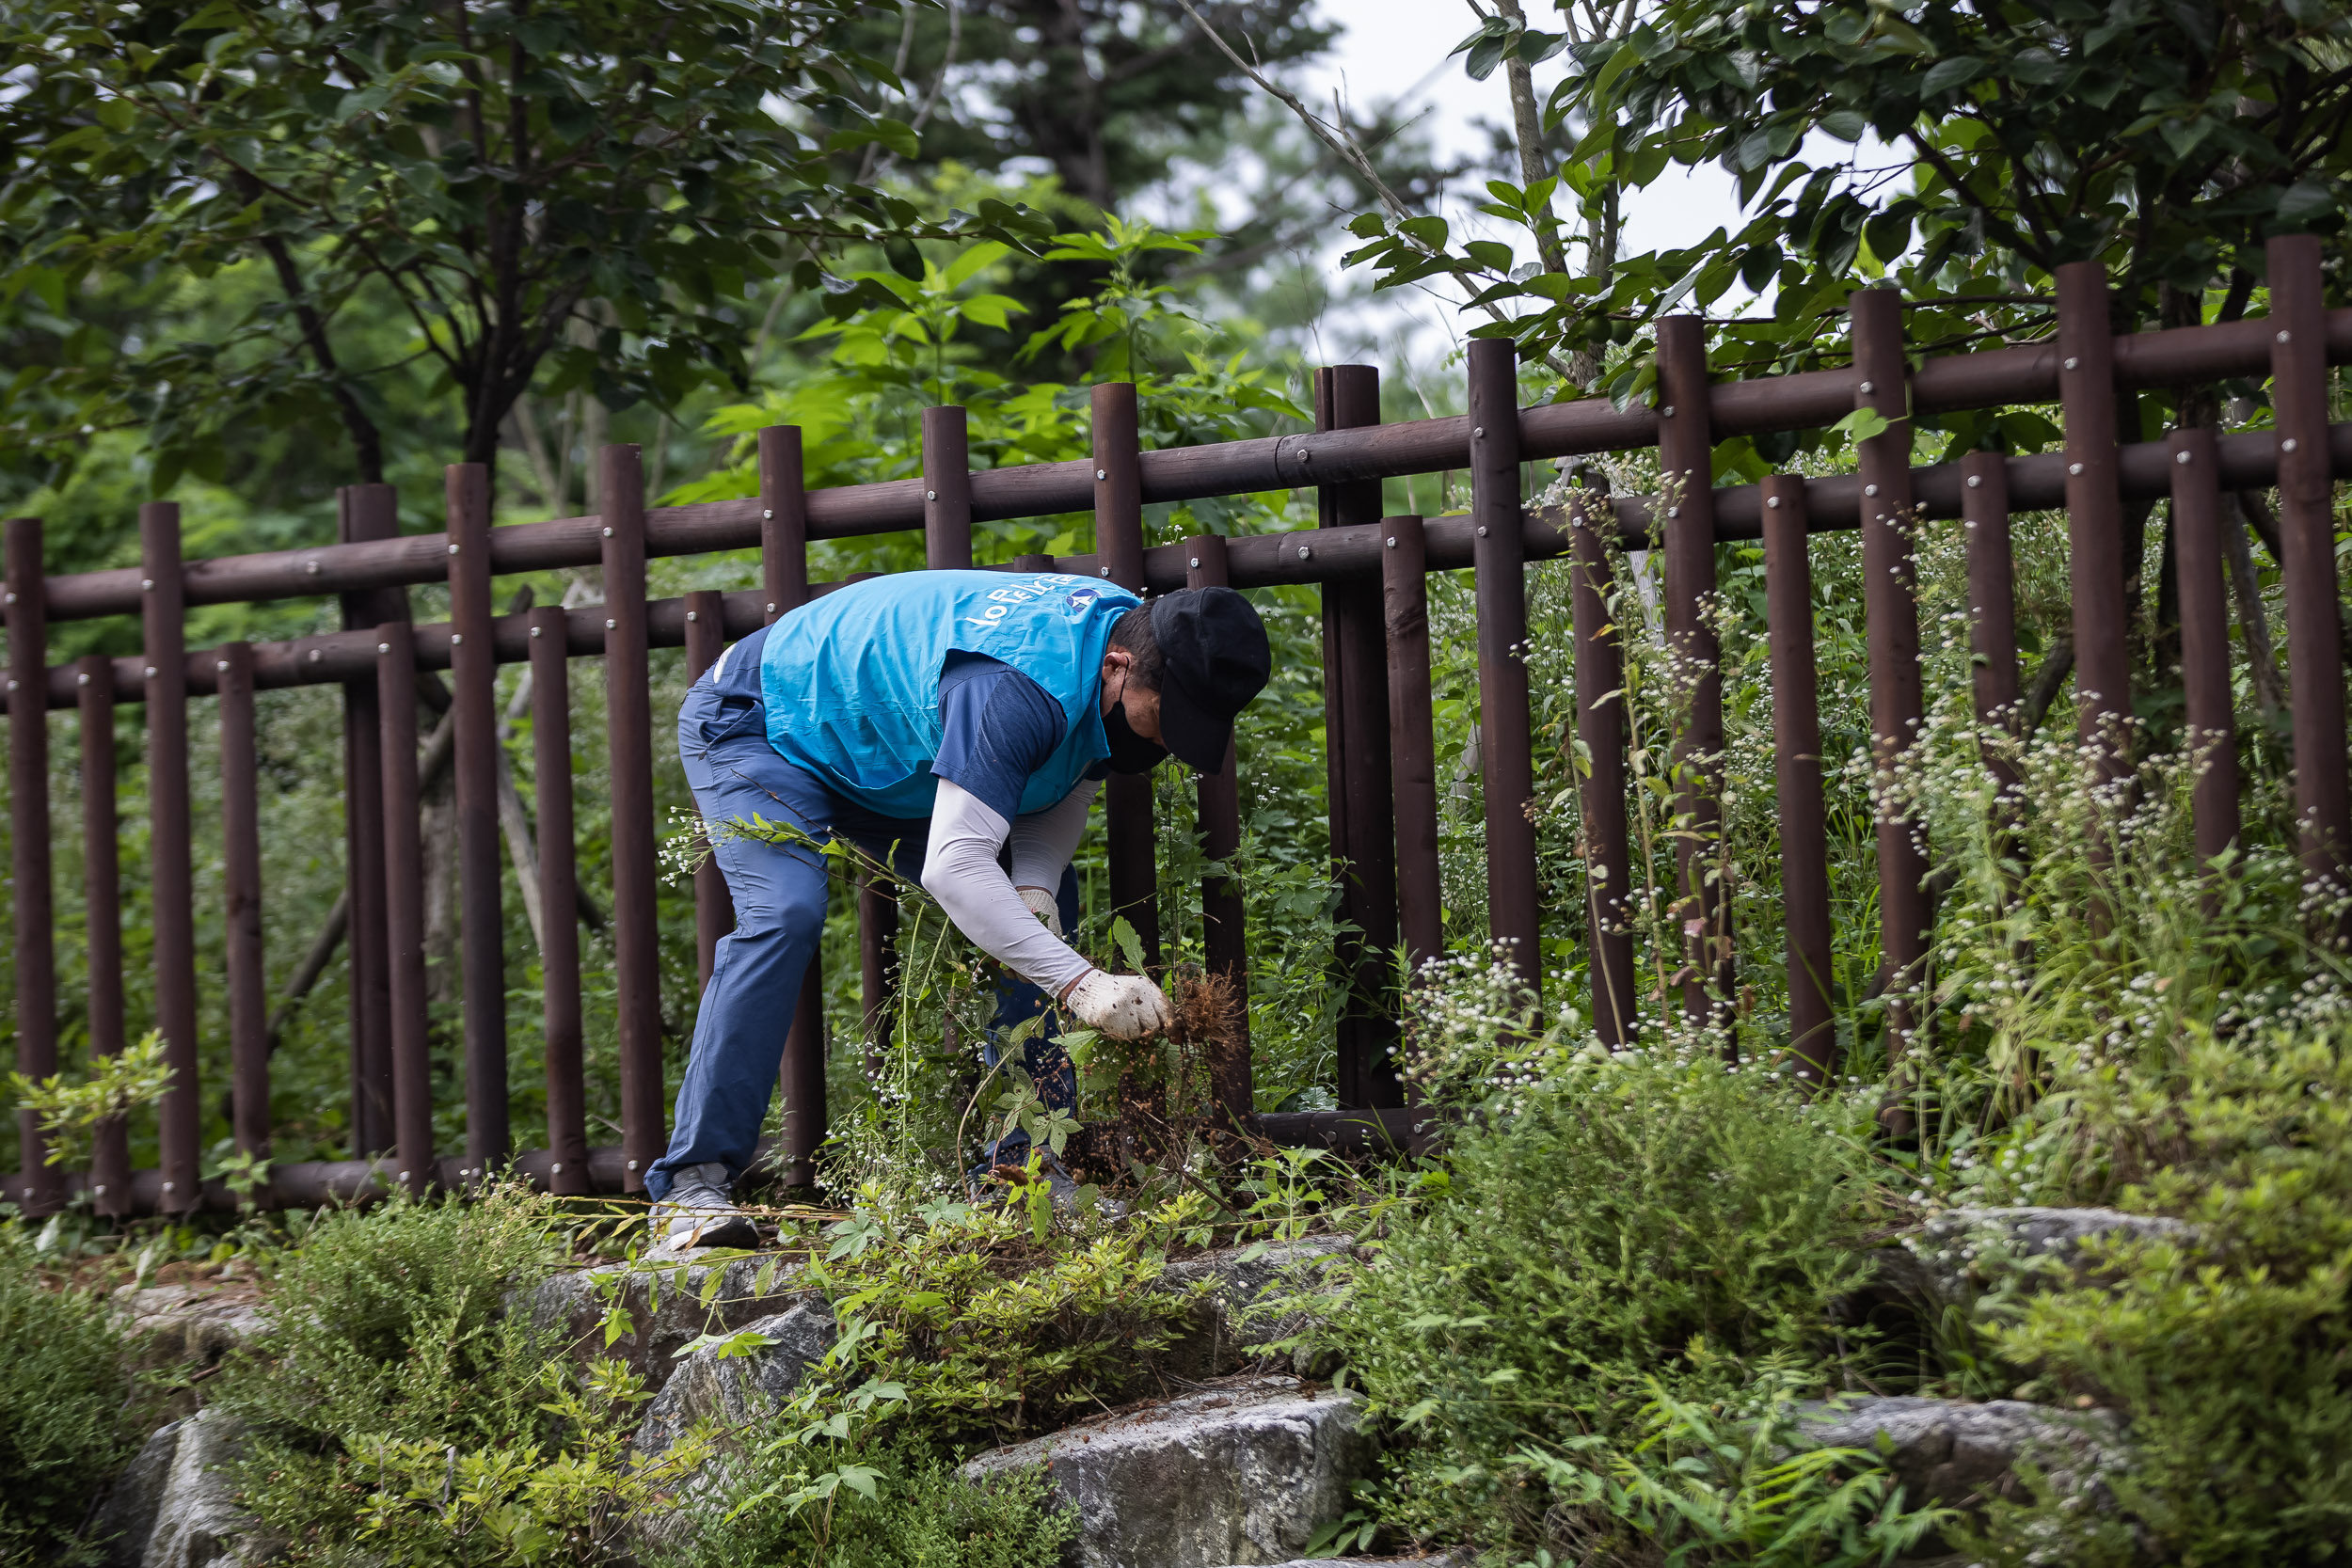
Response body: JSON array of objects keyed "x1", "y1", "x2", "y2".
[{"x1": 1104, "y1": 693, "x2": 1168, "y2": 774}]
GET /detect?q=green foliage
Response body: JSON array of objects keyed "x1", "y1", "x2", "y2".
[
  {"x1": 0, "y1": 1231, "x2": 143, "y2": 1567},
  {"x1": 1954, "y1": 1023, "x2": 2352, "y2": 1564},
  {"x1": 806, "y1": 1194, "x2": 1201, "y2": 1447},
  {"x1": 0, "y1": 0, "x2": 1057, "y2": 485},
  {"x1": 1513, "y1": 1379, "x2": 1953, "y2": 1567},
  {"x1": 217, "y1": 1185, "x2": 650, "y2": 1566},
  {"x1": 7, "y1": 1028, "x2": 171, "y2": 1170},
  {"x1": 1316, "y1": 1046, "x2": 1888, "y2": 1555},
  {"x1": 657, "y1": 1433, "x2": 1076, "y2": 1568}
]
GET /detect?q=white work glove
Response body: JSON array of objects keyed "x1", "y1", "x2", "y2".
[
  {"x1": 1063, "y1": 970, "x2": 1172, "y2": 1040},
  {"x1": 1016, "y1": 884, "x2": 1062, "y2": 938}
]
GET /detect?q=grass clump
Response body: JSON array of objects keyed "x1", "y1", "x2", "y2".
[
  {"x1": 1315, "y1": 1041, "x2": 1926, "y2": 1559},
  {"x1": 0, "y1": 1229, "x2": 144, "y2": 1566}
]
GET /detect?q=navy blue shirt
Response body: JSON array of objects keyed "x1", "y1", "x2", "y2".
[{"x1": 717, "y1": 622, "x2": 1086, "y2": 828}]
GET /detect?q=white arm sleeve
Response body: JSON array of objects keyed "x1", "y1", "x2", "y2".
[
  {"x1": 923, "y1": 779, "x2": 1095, "y2": 997},
  {"x1": 1007, "y1": 778, "x2": 1100, "y2": 891}
]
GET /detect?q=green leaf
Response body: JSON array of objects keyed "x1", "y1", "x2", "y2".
[
  {"x1": 2275, "y1": 180, "x2": 2335, "y2": 229},
  {"x1": 1398, "y1": 215, "x2": 1451, "y2": 249},
  {"x1": 1109, "y1": 915, "x2": 1147, "y2": 974},
  {"x1": 1830, "y1": 406, "x2": 1893, "y2": 443},
  {"x1": 1919, "y1": 56, "x2": 1987, "y2": 97}
]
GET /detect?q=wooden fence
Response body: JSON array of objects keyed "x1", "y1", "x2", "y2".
[{"x1": 5, "y1": 236, "x2": 2349, "y2": 1215}]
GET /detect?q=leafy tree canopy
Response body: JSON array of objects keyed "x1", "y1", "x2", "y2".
[
  {"x1": 1340, "y1": 0, "x2": 2349, "y2": 414},
  {"x1": 0, "y1": 0, "x2": 1059, "y2": 495}
]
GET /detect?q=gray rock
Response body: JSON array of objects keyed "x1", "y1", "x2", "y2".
[
  {"x1": 113, "y1": 1281, "x2": 273, "y2": 1370},
  {"x1": 1156, "y1": 1238, "x2": 1353, "y2": 1380},
  {"x1": 525, "y1": 1252, "x2": 809, "y2": 1392},
  {"x1": 961, "y1": 1374, "x2": 1375, "y2": 1568},
  {"x1": 1798, "y1": 1395, "x2": 2122, "y2": 1512},
  {"x1": 94, "y1": 1409, "x2": 263, "y2": 1568},
  {"x1": 631, "y1": 1297, "x2": 836, "y2": 1461},
  {"x1": 1878, "y1": 1207, "x2": 2190, "y2": 1310}
]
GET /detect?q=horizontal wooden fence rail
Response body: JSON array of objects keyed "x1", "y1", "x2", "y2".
[
  {"x1": 4, "y1": 307, "x2": 2347, "y2": 629},
  {"x1": 6, "y1": 250, "x2": 2346, "y2": 1218},
  {"x1": 1, "y1": 421, "x2": 2346, "y2": 721}
]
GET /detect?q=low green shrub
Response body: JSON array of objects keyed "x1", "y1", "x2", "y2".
[
  {"x1": 1965, "y1": 1022, "x2": 2352, "y2": 1564},
  {"x1": 1314, "y1": 1044, "x2": 1905, "y2": 1556},
  {"x1": 806, "y1": 1192, "x2": 1202, "y2": 1447},
  {"x1": 217, "y1": 1185, "x2": 646, "y2": 1566},
  {"x1": 0, "y1": 1231, "x2": 144, "y2": 1566},
  {"x1": 656, "y1": 1433, "x2": 1075, "y2": 1568}
]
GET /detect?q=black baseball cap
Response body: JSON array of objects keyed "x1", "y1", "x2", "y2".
[{"x1": 1148, "y1": 586, "x2": 1271, "y2": 772}]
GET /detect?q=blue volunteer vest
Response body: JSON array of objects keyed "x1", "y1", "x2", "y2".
[{"x1": 758, "y1": 570, "x2": 1137, "y2": 819}]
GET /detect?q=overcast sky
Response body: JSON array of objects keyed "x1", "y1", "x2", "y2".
[{"x1": 1272, "y1": 0, "x2": 1758, "y2": 370}]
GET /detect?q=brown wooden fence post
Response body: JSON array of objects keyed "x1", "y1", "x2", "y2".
[
  {"x1": 1760, "y1": 477, "x2": 1836, "y2": 1082},
  {"x1": 761, "y1": 426, "x2": 811, "y2": 622},
  {"x1": 1960, "y1": 451, "x2": 2024, "y2": 802},
  {"x1": 1381, "y1": 515, "x2": 1444, "y2": 990},
  {"x1": 2268, "y1": 233, "x2": 2351, "y2": 943},
  {"x1": 338, "y1": 484, "x2": 403, "y2": 1157},
  {"x1": 377, "y1": 622, "x2": 433, "y2": 1196},
  {"x1": 2054, "y1": 264, "x2": 2136, "y2": 795},
  {"x1": 6, "y1": 517, "x2": 59, "y2": 1214},
  {"x1": 1851, "y1": 289, "x2": 1932, "y2": 1049},
  {"x1": 1468, "y1": 340, "x2": 1541, "y2": 1001},
  {"x1": 1186, "y1": 534, "x2": 1252, "y2": 1127},
  {"x1": 925, "y1": 406, "x2": 975, "y2": 570},
  {"x1": 217, "y1": 641, "x2": 269, "y2": 1157},
  {"x1": 685, "y1": 591, "x2": 733, "y2": 990},
  {"x1": 1567, "y1": 489, "x2": 1636, "y2": 1046},
  {"x1": 1093, "y1": 383, "x2": 1160, "y2": 968},
  {"x1": 759, "y1": 425, "x2": 826, "y2": 1186},
  {"x1": 599, "y1": 444, "x2": 664, "y2": 1193},
  {"x1": 527, "y1": 606, "x2": 588, "y2": 1195},
  {"x1": 445, "y1": 464, "x2": 508, "y2": 1176},
  {"x1": 1655, "y1": 317, "x2": 1732, "y2": 1024},
  {"x1": 142, "y1": 502, "x2": 200, "y2": 1213},
  {"x1": 2169, "y1": 428, "x2": 2240, "y2": 871},
  {"x1": 76, "y1": 654, "x2": 129, "y2": 1213},
  {"x1": 1313, "y1": 365, "x2": 1400, "y2": 1105}
]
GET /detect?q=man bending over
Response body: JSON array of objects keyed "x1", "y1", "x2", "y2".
[{"x1": 648, "y1": 569, "x2": 1271, "y2": 1248}]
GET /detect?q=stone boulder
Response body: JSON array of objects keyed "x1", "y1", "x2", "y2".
[
  {"x1": 93, "y1": 1409, "x2": 265, "y2": 1568},
  {"x1": 1877, "y1": 1207, "x2": 2189, "y2": 1312},
  {"x1": 631, "y1": 1297, "x2": 836, "y2": 1461},
  {"x1": 961, "y1": 1375, "x2": 1375, "y2": 1568},
  {"x1": 1155, "y1": 1237, "x2": 1353, "y2": 1380},
  {"x1": 1798, "y1": 1395, "x2": 2122, "y2": 1513},
  {"x1": 114, "y1": 1279, "x2": 272, "y2": 1372},
  {"x1": 524, "y1": 1251, "x2": 809, "y2": 1392}
]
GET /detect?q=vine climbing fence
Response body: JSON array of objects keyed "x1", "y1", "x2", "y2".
[{"x1": 4, "y1": 235, "x2": 2349, "y2": 1216}]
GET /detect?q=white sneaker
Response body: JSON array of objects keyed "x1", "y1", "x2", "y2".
[{"x1": 648, "y1": 1162, "x2": 759, "y2": 1251}]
